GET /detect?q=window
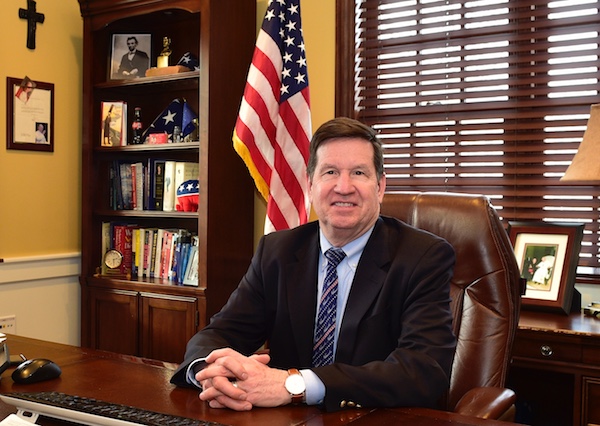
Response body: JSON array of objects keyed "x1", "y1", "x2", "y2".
[{"x1": 336, "y1": 0, "x2": 600, "y2": 273}]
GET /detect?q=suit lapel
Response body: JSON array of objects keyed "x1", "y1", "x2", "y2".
[
  {"x1": 286, "y1": 229, "x2": 320, "y2": 366},
  {"x1": 336, "y1": 219, "x2": 392, "y2": 363}
]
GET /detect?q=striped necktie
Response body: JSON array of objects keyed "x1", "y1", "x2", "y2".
[{"x1": 312, "y1": 247, "x2": 346, "y2": 367}]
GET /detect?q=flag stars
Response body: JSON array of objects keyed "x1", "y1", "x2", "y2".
[
  {"x1": 296, "y1": 56, "x2": 306, "y2": 68},
  {"x1": 294, "y1": 72, "x2": 306, "y2": 84},
  {"x1": 288, "y1": 4, "x2": 299, "y2": 15},
  {"x1": 284, "y1": 35, "x2": 295, "y2": 47},
  {"x1": 280, "y1": 84, "x2": 289, "y2": 95},
  {"x1": 285, "y1": 20, "x2": 297, "y2": 32},
  {"x1": 282, "y1": 67, "x2": 291, "y2": 78},
  {"x1": 265, "y1": 9, "x2": 275, "y2": 21},
  {"x1": 163, "y1": 110, "x2": 177, "y2": 124},
  {"x1": 283, "y1": 52, "x2": 293, "y2": 63}
]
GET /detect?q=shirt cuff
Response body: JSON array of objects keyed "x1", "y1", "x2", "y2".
[
  {"x1": 300, "y1": 369, "x2": 325, "y2": 405},
  {"x1": 185, "y1": 358, "x2": 208, "y2": 388}
]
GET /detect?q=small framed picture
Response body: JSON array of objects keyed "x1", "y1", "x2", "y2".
[
  {"x1": 6, "y1": 76, "x2": 54, "y2": 152},
  {"x1": 110, "y1": 34, "x2": 151, "y2": 80},
  {"x1": 508, "y1": 222, "x2": 584, "y2": 314}
]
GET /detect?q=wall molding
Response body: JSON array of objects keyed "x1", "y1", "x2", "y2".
[{"x1": 0, "y1": 252, "x2": 81, "y2": 285}]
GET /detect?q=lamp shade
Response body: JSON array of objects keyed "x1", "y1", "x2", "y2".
[{"x1": 561, "y1": 104, "x2": 600, "y2": 183}]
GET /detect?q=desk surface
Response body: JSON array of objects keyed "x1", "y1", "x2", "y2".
[
  {"x1": 518, "y1": 310, "x2": 600, "y2": 336},
  {"x1": 0, "y1": 335, "x2": 512, "y2": 426}
]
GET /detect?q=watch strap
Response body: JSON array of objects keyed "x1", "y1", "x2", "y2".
[{"x1": 287, "y1": 368, "x2": 305, "y2": 404}]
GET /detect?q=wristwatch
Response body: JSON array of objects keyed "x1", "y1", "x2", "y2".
[{"x1": 284, "y1": 368, "x2": 306, "y2": 404}]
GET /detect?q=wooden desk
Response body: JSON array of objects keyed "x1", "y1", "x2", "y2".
[
  {"x1": 0, "y1": 335, "x2": 513, "y2": 425},
  {"x1": 508, "y1": 311, "x2": 600, "y2": 426}
]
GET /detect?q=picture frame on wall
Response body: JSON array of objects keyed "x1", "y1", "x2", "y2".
[
  {"x1": 508, "y1": 221, "x2": 584, "y2": 314},
  {"x1": 6, "y1": 76, "x2": 54, "y2": 152},
  {"x1": 110, "y1": 34, "x2": 151, "y2": 80}
]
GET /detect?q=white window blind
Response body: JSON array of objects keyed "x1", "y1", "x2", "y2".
[{"x1": 339, "y1": 0, "x2": 600, "y2": 270}]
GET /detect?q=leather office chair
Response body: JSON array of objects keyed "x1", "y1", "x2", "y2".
[{"x1": 380, "y1": 192, "x2": 522, "y2": 421}]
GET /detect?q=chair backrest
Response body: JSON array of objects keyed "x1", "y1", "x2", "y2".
[{"x1": 380, "y1": 192, "x2": 522, "y2": 411}]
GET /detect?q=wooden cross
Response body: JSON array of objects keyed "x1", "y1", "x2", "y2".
[{"x1": 19, "y1": 0, "x2": 45, "y2": 50}]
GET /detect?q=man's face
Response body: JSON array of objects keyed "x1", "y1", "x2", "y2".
[
  {"x1": 308, "y1": 137, "x2": 385, "y2": 246},
  {"x1": 127, "y1": 39, "x2": 137, "y2": 52}
]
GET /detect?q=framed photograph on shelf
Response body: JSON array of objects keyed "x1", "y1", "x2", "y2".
[
  {"x1": 6, "y1": 76, "x2": 54, "y2": 152},
  {"x1": 508, "y1": 221, "x2": 584, "y2": 314},
  {"x1": 110, "y1": 34, "x2": 151, "y2": 80}
]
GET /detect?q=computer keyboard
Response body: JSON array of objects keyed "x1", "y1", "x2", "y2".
[{"x1": 0, "y1": 391, "x2": 228, "y2": 426}]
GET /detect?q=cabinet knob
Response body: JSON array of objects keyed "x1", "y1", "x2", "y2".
[{"x1": 540, "y1": 345, "x2": 553, "y2": 357}]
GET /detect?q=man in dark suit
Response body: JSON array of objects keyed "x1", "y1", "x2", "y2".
[
  {"x1": 171, "y1": 117, "x2": 456, "y2": 412},
  {"x1": 117, "y1": 36, "x2": 149, "y2": 78}
]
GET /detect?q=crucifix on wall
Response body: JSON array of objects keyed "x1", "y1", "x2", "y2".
[{"x1": 19, "y1": 0, "x2": 45, "y2": 50}]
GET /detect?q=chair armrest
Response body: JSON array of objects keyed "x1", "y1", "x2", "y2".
[{"x1": 453, "y1": 387, "x2": 516, "y2": 420}]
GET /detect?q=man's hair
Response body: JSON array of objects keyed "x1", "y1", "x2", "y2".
[
  {"x1": 127, "y1": 36, "x2": 139, "y2": 44},
  {"x1": 307, "y1": 117, "x2": 384, "y2": 180}
]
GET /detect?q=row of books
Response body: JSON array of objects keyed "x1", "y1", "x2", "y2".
[
  {"x1": 102, "y1": 223, "x2": 199, "y2": 286},
  {"x1": 110, "y1": 160, "x2": 199, "y2": 212}
]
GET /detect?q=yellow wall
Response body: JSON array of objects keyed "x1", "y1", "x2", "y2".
[{"x1": 0, "y1": 2, "x2": 82, "y2": 257}]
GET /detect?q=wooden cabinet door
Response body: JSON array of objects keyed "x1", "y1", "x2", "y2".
[
  {"x1": 139, "y1": 293, "x2": 197, "y2": 363},
  {"x1": 89, "y1": 287, "x2": 138, "y2": 356}
]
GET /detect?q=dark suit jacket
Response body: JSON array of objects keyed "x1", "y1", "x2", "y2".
[{"x1": 171, "y1": 216, "x2": 457, "y2": 412}]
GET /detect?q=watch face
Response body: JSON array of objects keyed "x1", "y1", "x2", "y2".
[
  {"x1": 285, "y1": 373, "x2": 306, "y2": 394},
  {"x1": 104, "y1": 249, "x2": 123, "y2": 269}
]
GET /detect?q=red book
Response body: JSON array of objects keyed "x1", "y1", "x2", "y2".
[{"x1": 112, "y1": 224, "x2": 133, "y2": 276}]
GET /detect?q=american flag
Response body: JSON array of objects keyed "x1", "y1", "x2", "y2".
[
  {"x1": 233, "y1": 0, "x2": 311, "y2": 234},
  {"x1": 144, "y1": 98, "x2": 198, "y2": 141}
]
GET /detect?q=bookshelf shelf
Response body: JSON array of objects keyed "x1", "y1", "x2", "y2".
[
  {"x1": 78, "y1": 0, "x2": 256, "y2": 363},
  {"x1": 93, "y1": 70, "x2": 200, "y2": 90}
]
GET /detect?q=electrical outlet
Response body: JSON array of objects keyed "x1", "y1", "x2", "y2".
[{"x1": 0, "y1": 315, "x2": 16, "y2": 333}]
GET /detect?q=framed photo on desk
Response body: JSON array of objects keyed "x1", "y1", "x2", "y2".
[{"x1": 508, "y1": 221, "x2": 584, "y2": 314}]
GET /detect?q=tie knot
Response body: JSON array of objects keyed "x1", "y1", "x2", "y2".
[{"x1": 325, "y1": 247, "x2": 346, "y2": 267}]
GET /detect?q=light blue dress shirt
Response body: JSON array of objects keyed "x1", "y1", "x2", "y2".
[{"x1": 301, "y1": 226, "x2": 374, "y2": 405}]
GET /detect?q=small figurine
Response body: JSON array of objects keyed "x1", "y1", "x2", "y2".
[{"x1": 157, "y1": 36, "x2": 172, "y2": 68}]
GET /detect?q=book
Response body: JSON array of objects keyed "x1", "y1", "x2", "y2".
[
  {"x1": 183, "y1": 235, "x2": 199, "y2": 286},
  {"x1": 147, "y1": 159, "x2": 166, "y2": 210},
  {"x1": 100, "y1": 101, "x2": 127, "y2": 147},
  {"x1": 110, "y1": 161, "x2": 123, "y2": 210},
  {"x1": 160, "y1": 230, "x2": 175, "y2": 280},
  {"x1": 131, "y1": 162, "x2": 144, "y2": 210},
  {"x1": 119, "y1": 162, "x2": 133, "y2": 210},
  {"x1": 100, "y1": 222, "x2": 112, "y2": 275},
  {"x1": 162, "y1": 161, "x2": 177, "y2": 212},
  {"x1": 112, "y1": 223, "x2": 133, "y2": 276},
  {"x1": 174, "y1": 162, "x2": 199, "y2": 211},
  {"x1": 153, "y1": 228, "x2": 165, "y2": 279},
  {"x1": 136, "y1": 228, "x2": 146, "y2": 278},
  {"x1": 132, "y1": 227, "x2": 141, "y2": 277}
]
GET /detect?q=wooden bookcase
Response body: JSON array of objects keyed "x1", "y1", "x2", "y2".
[{"x1": 78, "y1": 0, "x2": 256, "y2": 363}]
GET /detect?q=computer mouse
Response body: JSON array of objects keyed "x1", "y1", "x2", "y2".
[{"x1": 11, "y1": 358, "x2": 61, "y2": 384}]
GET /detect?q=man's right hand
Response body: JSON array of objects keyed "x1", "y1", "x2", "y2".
[{"x1": 196, "y1": 348, "x2": 292, "y2": 410}]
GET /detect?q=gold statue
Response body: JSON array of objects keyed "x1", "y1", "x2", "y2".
[{"x1": 157, "y1": 37, "x2": 172, "y2": 68}]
